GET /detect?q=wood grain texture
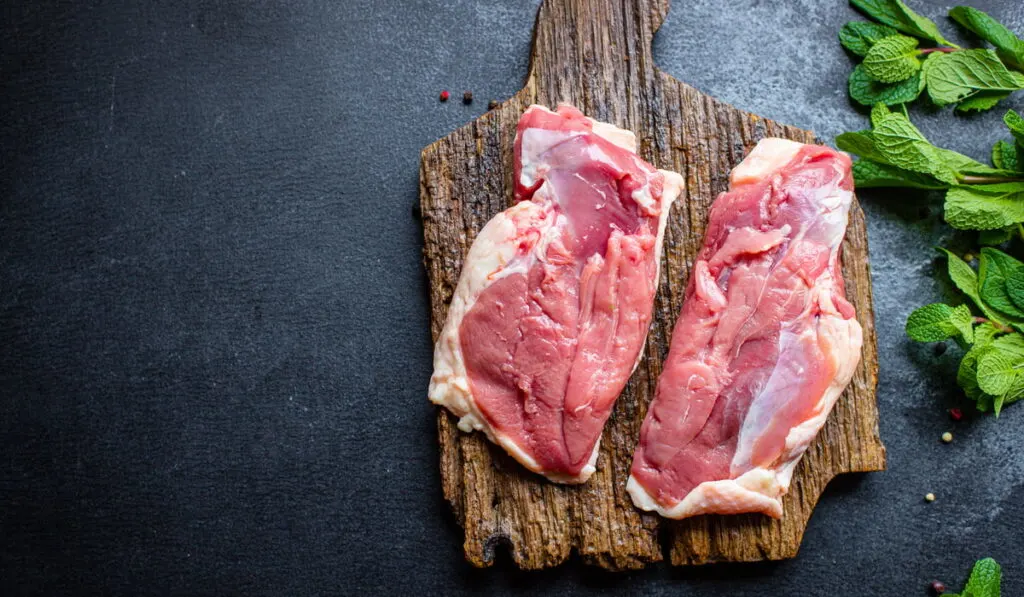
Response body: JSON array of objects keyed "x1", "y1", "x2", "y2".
[{"x1": 420, "y1": 0, "x2": 886, "y2": 570}]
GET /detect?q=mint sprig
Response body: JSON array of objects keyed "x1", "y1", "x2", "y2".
[
  {"x1": 836, "y1": 108, "x2": 1024, "y2": 237},
  {"x1": 841, "y1": 2, "x2": 1024, "y2": 111},
  {"x1": 950, "y1": 6, "x2": 1024, "y2": 71},
  {"x1": 911, "y1": 249, "x2": 1024, "y2": 416},
  {"x1": 947, "y1": 557, "x2": 1003, "y2": 597}
]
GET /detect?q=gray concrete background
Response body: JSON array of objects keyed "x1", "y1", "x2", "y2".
[{"x1": 1, "y1": 0, "x2": 1021, "y2": 594}]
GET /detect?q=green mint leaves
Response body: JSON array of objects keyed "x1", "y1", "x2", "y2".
[
  {"x1": 919, "y1": 249, "x2": 1024, "y2": 416},
  {"x1": 850, "y1": 0, "x2": 956, "y2": 47},
  {"x1": 1006, "y1": 109, "x2": 1024, "y2": 146},
  {"x1": 837, "y1": 7, "x2": 1024, "y2": 419},
  {"x1": 950, "y1": 6, "x2": 1024, "y2": 71},
  {"x1": 840, "y1": 21, "x2": 899, "y2": 56},
  {"x1": 947, "y1": 557, "x2": 1003, "y2": 597},
  {"x1": 848, "y1": 66, "x2": 924, "y2": 106},
  {"x1": 841, "y1": 108, "x2": 1024, "y2": 414},
  {"x1": 906, "y1": 303, "x2": 974, "y2": 343},
  {"x1": 837, "y1": 109, "x2": 1024, "y2": 236},
  {"x1": 842, "y1": 3, "x2": 1024, "y2": 111},
  {"x1": 923, "y1": 50, "x2": 1024, "y2": 107},
  {"x1": 863, "y1": 35, "x2": 922, "y2": 82}
]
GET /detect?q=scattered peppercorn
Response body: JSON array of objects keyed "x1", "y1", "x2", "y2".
[
  {"x1": 925, "y1": 492, "x2": 936, "y2": 502},
  {"x1": 488, "y1": 99, "x2": 499, "y2": 110},
  {"x1": 964, "y1": 253, "x2": 975, "y2": 262},
  {"x1": 941, "y1": 431, "x2": 953, "y2": 443},
  {"x1": 933, "y1": 342, "x2": 947, "y2": 356},
  {"x1": 439, "y1": 90, "x2": 450, "y2": 102},
  {"x1": 949, "y1": 408, "x2": 963, "y2": 421},
  {"x1": 463, "y1": 91, "x2": 473, "y2": 104},
  {"x1": 931, "y1": 580, "x2": 947, "y2": 594}
]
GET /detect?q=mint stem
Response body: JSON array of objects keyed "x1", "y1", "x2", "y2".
[
  {"x1": 918, "y1": 47, "x2": 957, "y2": 55},
  {"x1": 960, "y1": 175, "x2": 1024, "y2": 184},
  {"x1": 975, "y1": 317, "x2": 1014, "y2": 333}
]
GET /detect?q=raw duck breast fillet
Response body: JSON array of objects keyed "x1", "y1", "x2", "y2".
[
  {"x1": 627, "y1": 138, "x2": 862, "y2": 517},
  {"x1": 429, "y1": 104, "x2": 683, "y2": 483}
]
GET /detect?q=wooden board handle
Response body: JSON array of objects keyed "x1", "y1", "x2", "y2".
[{"x1": 528, "y1": 0, "x2": 671, "y2": 125}]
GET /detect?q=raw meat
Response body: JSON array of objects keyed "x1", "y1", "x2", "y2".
[
  {"x1": 429, "y1": 104, "x2": 683, "y2": 483},
  {"x1": 627, "y1": 138, "x2": 861, "y2": 518}
]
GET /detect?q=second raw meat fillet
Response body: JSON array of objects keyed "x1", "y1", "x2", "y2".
[
  {"x1": 628, "y1": 138, "x2": 862, "y2": 518},
  {"x1": 430, "y1": 104, "x2": 683, "y2": 483}
]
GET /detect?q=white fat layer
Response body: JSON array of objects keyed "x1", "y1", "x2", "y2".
[
  {"x1": 729, "y1": 138, "x2": 804, "y2": 186},
  {"x1": 590, "y1": 120, "x2": 637, "y2": 152},
  {"x1": 774, "y1": 300, "x2": 863, "y2": 490},
  {"x1": 627, "y1": 468, "x2": 785, "y2": 519},
  {"x1": 519, "y1": 128, "x2": 580, "y2": 189}
]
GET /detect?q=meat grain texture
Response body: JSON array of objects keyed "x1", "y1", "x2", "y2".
[
  {"x1": 629, "y1": 139, "x2": 862, "y2": 519},
  {"x1": 430, "y1": 104, "x2": 683, "y2": 483}
]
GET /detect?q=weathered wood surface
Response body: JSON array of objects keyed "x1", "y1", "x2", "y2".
[{"x1": 420, "y1": 0, "x2": 886, "y2": 570}]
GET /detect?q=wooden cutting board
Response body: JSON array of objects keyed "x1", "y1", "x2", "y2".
[{"x1": 420, "y1": 0, "x2": 886, "y2": 570}]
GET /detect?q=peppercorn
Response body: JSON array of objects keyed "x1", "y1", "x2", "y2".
[
  {"x1": 949, "y1": 408, "x2": 963, "y2": 421},
  {"x1": 964, "y1": 253, "x2": 975, "y2": 262},
  {"x1": 941, "y1": 431, "x2": 953, "y2": 443},
  {"x1": 931, "y1": 580, "x2": 947, "y2": 594},
  {"x1": 488, "y1": 99, "x2": 499, "y2": 110},
  {"x1": 925, "y1": 492, "x2": 936, "y2": 502},
  {"x1": 439, "y1": 90, "x2": 450, "y2": 102},
  {"x1": 463, "y1": 91, "x2": 473, "y2": 104},
  {"x1": 933, "y1": 342, "x2": 947, "y2": 356}
]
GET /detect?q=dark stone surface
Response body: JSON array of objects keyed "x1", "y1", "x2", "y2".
[{"x1": 1, "y1": 0, "x2": 1021, "y2": 595}]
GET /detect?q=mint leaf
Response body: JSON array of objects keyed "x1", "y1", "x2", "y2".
[
  {"x1": 852, "y1": 159, "x2": 948, "y2": 189},
  {"x1": 850, "y1": 0, "x2": 956, "y2": 46},
  {"x1": 977, "y1": 348, "x2": 1023, "y2": 395},
  {"x1": 1006, "y1": 110, "x2": 1024, "y2": 147},
  {"x1": 1000, "y1": 370, "x2": 1024, "y2": 412},
  {"x1": 871, "y1": 102, "x2": 892, "y2": 127},
  {"x1": 992, "y1": 333, "x2": 1024, "y2": 357},
  {"x1": 991, "y1": 140, "x2": 1020, "y2": 171},
  {"x1": 979, "y1": 227, "x2": 1015, "y2": 246},
  {"x1": 848, "y1": 64, "x2": 924, "y2": 106},
  {"x1": 939, "y1": 247, "x2": 981, "y2": 301},
  {"x1": 874, "y1": 112, "x2": 960, "y2": 184},
  {"x1": 945, "y1": 184, "x2": 1024, "y2": 231},
  {"x1": 975, "y1": 322, "x2": 1000, "y2": 347},
  {"x1": 923, "y1": 50, "x2": 1024, "y2": 107},
  {"x1": 840, "y1": 21, "x2": 901, "y2": 56},
  {"x1": 906, "y1": 303, "x2": 974, "y2": 342},
  {"x1": 978, "y1": 246, "x2": 1024, "y2": 318},
  {"x1": 863, "y1": 35, "x2": 922, "y2": 82},
  {"x1": 1006, "y1": 264, "x2": 1024, "y2": 312},
  {"x1": 950, "y1": 6, "x2": 1024, "y2": 72},
  {"x1": 836, "y1": 130, "x2": 884, "y2": 160},
  {"x1": 962, "y1": 557, "x2": 1002, "y2": 597},
  {"x1": 956, "y1": 91, "x2": 1012, "y2": 113},
  {"x1": 959, "y1": 343, "x2": 993, "y2": 403},
  {"x1": 932, "y1": 146, "x2": 998, "y2": 175},
  {"x1": 937, "y1": 247, "x2": 1004, "y2": 324},
  {"x1": 959, "y1": 324, "x2": 1001, "y2": 405}
]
